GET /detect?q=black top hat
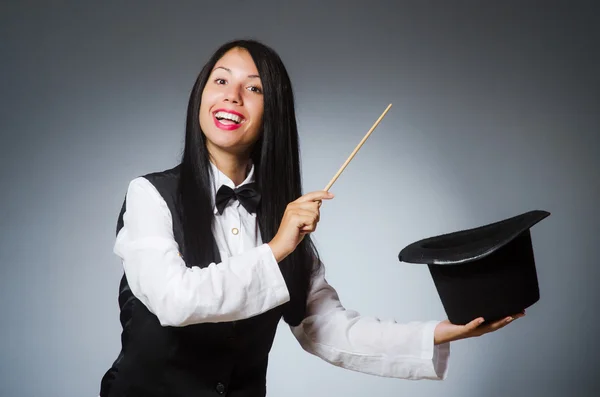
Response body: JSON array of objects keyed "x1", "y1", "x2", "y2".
[{"x1": 398, "y1": 210, "x2": 550, "y2": 325}]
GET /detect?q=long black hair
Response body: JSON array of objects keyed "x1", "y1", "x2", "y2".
[{"x1": 178, "y1": 39, "x2": 322, "y2": 326}]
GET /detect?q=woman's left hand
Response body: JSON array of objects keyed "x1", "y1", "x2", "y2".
[{"x1": 434, "y1": 311, "x2": 526, "y2": 345}]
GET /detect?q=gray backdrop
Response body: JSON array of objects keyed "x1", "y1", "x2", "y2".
[{"x1": 1, "y1": 1, "x2": 598, "y2": 396}]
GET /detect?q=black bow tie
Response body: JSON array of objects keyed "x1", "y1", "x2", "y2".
[{"x1": 215, "y1": 183, "x2": 261, "y2": 215}]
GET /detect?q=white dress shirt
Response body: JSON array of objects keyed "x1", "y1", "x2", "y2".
[{"x1": 113, "y1": 161, "x2": 450, "y2": 381}]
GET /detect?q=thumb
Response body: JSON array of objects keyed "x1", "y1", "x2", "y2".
[{"x1": 465, "y1": 317, "x2": 485, "y2": 332}]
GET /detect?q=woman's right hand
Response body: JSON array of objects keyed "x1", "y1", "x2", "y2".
[{"x1": 268, "y1": 191, "x2": 334, "y2": 262}]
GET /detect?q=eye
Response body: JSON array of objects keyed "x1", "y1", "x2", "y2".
[
  {"x1": 214, "y1": 78, "x2": 227, "y2": 85},
  {"x1": 247, "y1": 85, "x2": 263, "y2": 94}
]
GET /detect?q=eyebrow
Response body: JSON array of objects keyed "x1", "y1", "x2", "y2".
[{"x1": 213, "y1": 66, "x2": 260, "y2": 79}]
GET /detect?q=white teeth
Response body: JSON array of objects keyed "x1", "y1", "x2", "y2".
[{"x1": 215, "y1": 111, "x2": 244, "y2": 124}]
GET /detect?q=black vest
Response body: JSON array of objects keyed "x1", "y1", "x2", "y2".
[{"x1": 100, "y1": 166, "x2": 286, "y2": 397}]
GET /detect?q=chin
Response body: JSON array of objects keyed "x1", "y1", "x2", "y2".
[{"x1": 205, "y1": 135, "x2": 251, "y2": 155}]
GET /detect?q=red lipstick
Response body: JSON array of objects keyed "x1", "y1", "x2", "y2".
[{"x1": 212, "y1": 109, "x2": 245, "y2": 131}]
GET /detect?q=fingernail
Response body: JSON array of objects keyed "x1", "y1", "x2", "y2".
[{"x1": 506, "y1": 317, "x2": 513, "y2": 322}]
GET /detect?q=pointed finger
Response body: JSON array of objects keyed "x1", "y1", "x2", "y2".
[{"x1": 296, "y1": 191, "x2": 334, "y2": 203}]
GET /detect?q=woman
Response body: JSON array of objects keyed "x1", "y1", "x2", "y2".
[{"x1": 99, "y1": 39, "x2": 523, "y2": 397}]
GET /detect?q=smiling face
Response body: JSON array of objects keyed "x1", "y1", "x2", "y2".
[{"x1": 199, "y1": 47, "x2": 264, "y2": 161}]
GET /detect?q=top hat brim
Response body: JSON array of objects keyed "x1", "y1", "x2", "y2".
[{"x1": 398, "y1": 210, "x2": 550, "y2": 265}]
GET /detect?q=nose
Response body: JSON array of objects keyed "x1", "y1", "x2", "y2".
[{"x1": 223, "y1": 84, "x2": 242, "y2": 105}]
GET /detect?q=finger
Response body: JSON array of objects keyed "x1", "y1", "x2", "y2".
[
  {"x1": 493, "y1": 312, "x2": 525, "y2": 327},
  {"x1": 464, "y1": 317, "x2": 485, "y2": 332},
  {"x1": 445, "y1": 318, "x2": 483, "y2": 340},
  {"x1": 498, "y1": 312, "x2": 525, "y2": 325},
  {"x1": 291, "y1": 201, "x2": 321, "y2": 213},
  {"x1": 481, "y1": 316, "x2": 513, "y2": 333},
  {"x1": 289, "y1": 205, "x2": 320, "y2": 223},
  {"x1": 292, "y1": 211, "x2": 319, "y2": 229},
  {"x1": 300, "y1": 224, "x2": 317, "y2": 233},
  {"x1": 299, "y1": 223, "x2": 317, "y2": 234},
  {"x1": 295, "y1": 191, "x2": 335, "y2": 203},
  {"x1": 291, "y1": 207, "x2": 320, "y2": 222},
  {"x1": 299, "y1": 216, "x2": 319, "y2": 229}
]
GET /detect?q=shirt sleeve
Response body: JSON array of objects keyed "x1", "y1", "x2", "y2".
[
  {"x1": 290, "y1": 264, "x2": 450, "y2": 380},
  {"x1": 114, "y1": 176, "x2": 290, "y2": 327}
]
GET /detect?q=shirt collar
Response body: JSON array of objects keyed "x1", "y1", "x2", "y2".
[{"x1": 209, "y1": 161, "x2": 256, "y2": 215}]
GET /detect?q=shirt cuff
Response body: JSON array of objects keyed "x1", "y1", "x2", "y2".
[
  {"x1": 254, "y1": 243, "x2": 290, "y2": 307},
  {"x1": 421, "y1": 320, "x2": 450, "y2": 380}
]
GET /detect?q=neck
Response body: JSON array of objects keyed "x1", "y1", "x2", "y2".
[{"x1": 209, "y1": 150, "x2": 251, "y2": 186}]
